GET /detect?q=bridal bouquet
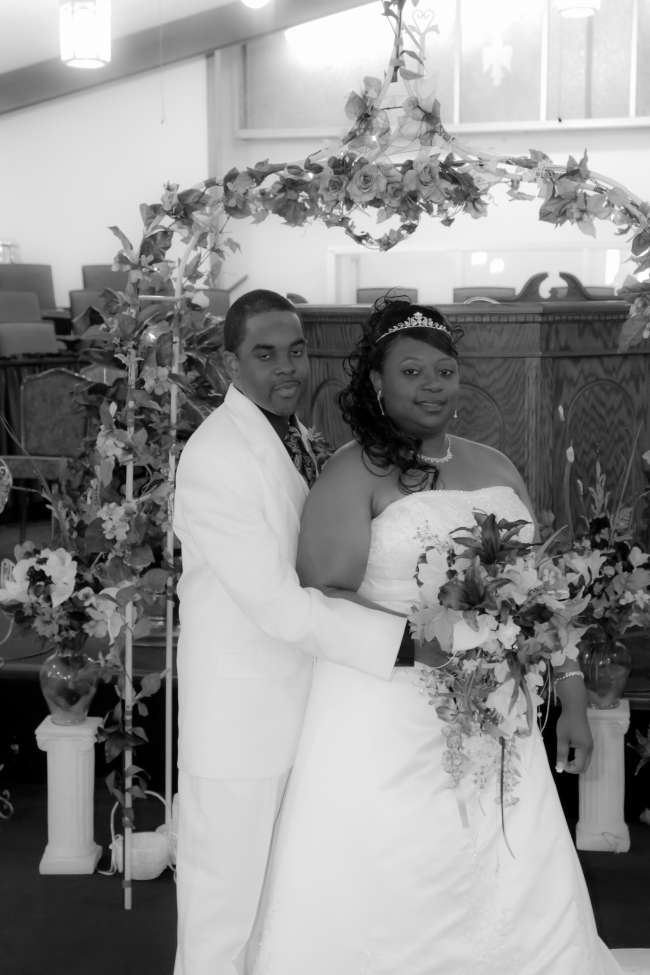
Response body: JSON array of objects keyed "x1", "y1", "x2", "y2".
[{"x1": 409, "y1": 512, "x2": 602, "y2": 805}]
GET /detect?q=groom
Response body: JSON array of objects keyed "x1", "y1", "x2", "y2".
[{"x1": 173, "y1": 290, "x2": 413, "y2": 975}]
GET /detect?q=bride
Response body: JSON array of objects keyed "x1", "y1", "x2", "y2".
[{"x1": 250, "y1": 298, "x2": 622, "y2": 975}]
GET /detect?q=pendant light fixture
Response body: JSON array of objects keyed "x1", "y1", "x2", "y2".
[
  {"x1": 240, "y1": 0, "x2": 272, "y2": 9},
  {"x1": 60, "y1": 0, "x2": 111, "y2": 69},
  {"x1": 555, "y1": 0, "x2": 601, "y2": 18}
]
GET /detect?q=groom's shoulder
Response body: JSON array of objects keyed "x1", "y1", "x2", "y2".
[
  {"x1": 186, "y1": 401, "x2": 233, "y2": 442},
  {"x1": 179, "y1": 401, "x2": 243, "y2": 468}
]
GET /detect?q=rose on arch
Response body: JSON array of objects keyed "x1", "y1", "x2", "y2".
[
  {"x1": 347, "y1": 162, "x2": 388, "y2": 205},
  {"x1": 403, "y1": 152, "x2": 446, "y2": 204},
  {"x1": 381, "y1": 166, "x2": 406, "y2": 211},
  {"x1": 319, "y1": 166, "x2": 348, "y2": 205}
]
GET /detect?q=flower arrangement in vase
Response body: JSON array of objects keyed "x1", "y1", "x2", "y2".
[
  {"x1": 0, "y1": 538, "x2": 163, "y2": 727},
  {"x1": 0, "y1": 541, "x2": 101, "y2": 723},
  {"x1": 559, "y1": 431, "x2": 650, "y2": 708}
]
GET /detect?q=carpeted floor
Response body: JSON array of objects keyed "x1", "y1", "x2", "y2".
[
  {"x1": 1, "y1": 515, "x2": 650, "y2": 974},
  {"x1": 0, "y1": 783, "x2": 176, "y2": 975},
  {"x1": 1, "y1": 779, "x2": 650, "y2": 975}
]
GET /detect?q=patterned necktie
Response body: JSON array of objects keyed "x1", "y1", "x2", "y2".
[{"x1": 283, "y1": 421, "x2": 319, "y2": 488}]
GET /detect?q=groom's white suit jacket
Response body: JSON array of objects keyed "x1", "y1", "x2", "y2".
[{"x1": 174, "y1": 384, "x2": 404, "y2": 779}]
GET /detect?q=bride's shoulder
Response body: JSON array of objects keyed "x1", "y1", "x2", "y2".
[
  {"x1": 451, "y1": 436, "x2": 521, "y2": 485},
  {"x1": 318, "y1": 440, "x2": 376, "y2": 488}
]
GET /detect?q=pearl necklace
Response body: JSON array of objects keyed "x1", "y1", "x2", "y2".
[{"x1": 417, "y1": 437, "x2": 453, "y2": 466}]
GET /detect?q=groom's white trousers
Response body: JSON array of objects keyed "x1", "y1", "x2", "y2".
[{"x1": 173, "y1": 770, "x2": 288, "y2": 975}]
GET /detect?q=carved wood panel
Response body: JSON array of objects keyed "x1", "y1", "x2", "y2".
[{"x1": 299, "y1": 301, "x2": 650, "y2": 529}]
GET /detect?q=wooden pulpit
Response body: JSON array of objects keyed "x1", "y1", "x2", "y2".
[{"x1": 299, "y1": 300, "x2": 650, "y2": 530}]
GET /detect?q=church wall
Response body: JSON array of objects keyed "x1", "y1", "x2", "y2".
[{"x1": 0, "y1": 37, "x2": 649, "y2": 308}]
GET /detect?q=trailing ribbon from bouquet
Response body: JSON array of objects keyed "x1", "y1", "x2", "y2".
[{"x1": 409, "y1": 511, "x2": 603, "y2": 817}]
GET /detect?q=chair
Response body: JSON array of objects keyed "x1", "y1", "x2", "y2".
[
  {"x1": 0, "y1": 264, "x2": 56, "y2": 313},
  {"x1": 0, "y1": 368, "x2": 93, "y2": 539},
  {"x1": 356, "y1": 287, "x2": 419, "y2": 304},
  {"x1": 194, "y1": 274, "x2": 249, "y2": 318},
  {"x1": 452, "y1": 287, "x2": 517, "y2": 303},
  {"x1": 203, "y1": 289, "x2": 231, "y2": 317},
  {"x1": 287, "y1": 293, "x2": 308, "y2": 304},
  {"x1": 0, "y1": 323, "x2": 59, "y2": 356},
  {"x1": 81, "y1": 265, "x2": 128, "y2": 291},
  {"x1": 0, "y1": 291, "x2": 59, "y2": 355},
  {"x1": 0, "y1": 291, "x2": 41, "y2": 323},
  {"x1": 549, "y1": 273, "x2": 616, "y2": 300}
]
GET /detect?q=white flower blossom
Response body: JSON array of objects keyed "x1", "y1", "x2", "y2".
[
  {"x1": 451, "y1": 614, "x2": 497, "y2": 654},
  {"x1": 98, "y1": 502, "x2": 136, "y2": 543},
  {"x1": 496, "y1": 618, "x2": 521, "y2": 649},
  {"x1": 83, "y1": 587, "x2": 128, "y2": 643},
  {"x1": 43, "y1": 549, "x2": 77, "y2": 607},
  {"x1": 486, "y1": 679, "x2": 529, "y2": 737},
  {"x1": 96, "y1": 429, "x2": 127, "y2": 464}
]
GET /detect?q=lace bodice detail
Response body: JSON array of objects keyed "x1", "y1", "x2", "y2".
[{"x1": 357, "y1": 486, "x2": 535, "y2": 615}]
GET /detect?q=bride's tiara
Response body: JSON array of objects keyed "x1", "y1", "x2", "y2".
[{"x1": 376, "y1": 311, "x2": 452, "y2": 342}]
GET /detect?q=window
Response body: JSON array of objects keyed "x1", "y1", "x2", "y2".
[{"x1": 238, "y1": 0, "x2": 649, "y2": 136}]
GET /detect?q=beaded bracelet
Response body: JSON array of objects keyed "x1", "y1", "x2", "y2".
[{"x1": 553, "y1": 670, "x2": 585, "y2": 685}]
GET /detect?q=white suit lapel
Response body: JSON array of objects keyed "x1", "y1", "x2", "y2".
[{"x1": 223, "y1": 385, "x2": 309, "y2": 526}]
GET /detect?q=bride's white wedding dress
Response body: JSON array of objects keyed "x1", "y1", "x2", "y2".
[{"x1": 251, "y1": 487, "x2": 622, "y2": 975}]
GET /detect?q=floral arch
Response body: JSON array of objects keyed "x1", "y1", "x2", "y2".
[{"x1": 7, "y1": 0, "x2": 650, "y2": 904}]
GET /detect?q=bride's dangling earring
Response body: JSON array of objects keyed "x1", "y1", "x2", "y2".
[{"x1": 376, "y1": 389, "x2": 385, "y2": 416}]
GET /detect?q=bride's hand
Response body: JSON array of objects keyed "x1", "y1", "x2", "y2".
[
  {"x1": 555, "y1": 680, "x2": 593, "y2": 774},
  {"x1": 414, "y1": 638, "x2": 449, "y2": 669}
]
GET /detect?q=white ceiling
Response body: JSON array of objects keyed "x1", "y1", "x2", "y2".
[{"x1": 0, "y1": 0, "x2": 234, "y2": 73}]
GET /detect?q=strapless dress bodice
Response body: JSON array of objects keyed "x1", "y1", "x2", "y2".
[{"x1": 358, "y1": 486, "x2": 535, "y2": 614}]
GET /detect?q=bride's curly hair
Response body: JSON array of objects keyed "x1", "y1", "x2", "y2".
[{"x1": 338, "y1": 295, "x2": 462, "y2": 492}]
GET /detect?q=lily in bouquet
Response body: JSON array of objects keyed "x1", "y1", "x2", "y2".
[{"x1": 409, "y1": 511, "x2": 600, "y2": 808}]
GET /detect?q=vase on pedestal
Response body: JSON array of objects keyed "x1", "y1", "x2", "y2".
[
  {"x1": 39, "y1": 646, "x2": 101, "y2": 726},
  {"x1": 579, "y1": 626, "x2": 632, "y2": 710}
]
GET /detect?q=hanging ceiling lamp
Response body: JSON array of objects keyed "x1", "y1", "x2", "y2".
[
  {"x1": 60, "y1": 0, "x2": 111, "y2": 69},
  {"x1": 555, "y1": 0, "x2": 601, "y2": 18},
  {"x1": 240, "y1": 0, "x2": 272, "y2": 8}
]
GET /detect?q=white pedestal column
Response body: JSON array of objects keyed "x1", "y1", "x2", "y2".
[
  {"x1": 576, "y1": 699, "x2": 630, "y2": 853},
  {"x1": 35, "y1": 716, "x2": 102, "y2": 874}
]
